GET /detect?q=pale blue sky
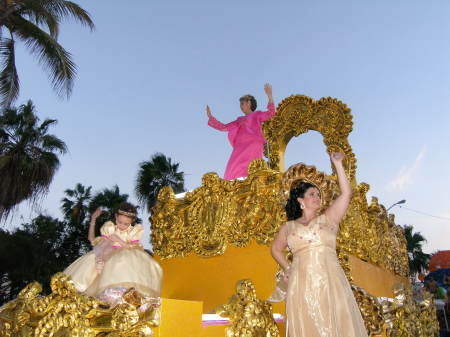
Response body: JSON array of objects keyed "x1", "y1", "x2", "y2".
[{"x1": 10, "y1": 1, "x2": 450, "y2": 253}]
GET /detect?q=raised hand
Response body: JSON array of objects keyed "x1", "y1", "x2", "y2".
[
  {"x1": 330, "y1": 152, "x2": 345, "y2": 165},
  {"x1": 206, "y1": 105, "x2": 212, "y2": 119},
  {"x1": 264, "y1": 83, "x2": 273, "y2": 104},
  {"x1": 89, "y1": 207, "x2": 102, "y2": 243},
  {"x1": 91, "y1": 207, "x2": 103, "y2": 221},
  {"x1": 325, "y1": 151, "x2": 351, "y2": 226}
]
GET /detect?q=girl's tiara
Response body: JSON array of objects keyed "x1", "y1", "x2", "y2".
[{"x1": 117, "y1": 209, "x2": 137, "y2": 217}]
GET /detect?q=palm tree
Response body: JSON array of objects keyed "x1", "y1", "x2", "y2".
[
  {"x1": 0, "y1": 0, "x2": 94, "y2": 106},
  {"x1": 135, "y1": 152, "x2": 185, "y2": 212},
  {"x1": 0, "y1": 100, "x2": 67, "y2": 220},
  {"x1": 88, "y1": 185, "x2": 130, "y2": 233},
  {"x1": 60, "y1": 183, "x2": 92, "y2": 256},
  {"x1": 403, "y1": 225, "x2": 431, "y2": 278},
  {"x1": 61, "y1": 183, "x2": 92, "y2": 224}
]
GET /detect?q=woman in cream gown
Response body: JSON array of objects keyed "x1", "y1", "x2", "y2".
[
  {"x1": 271, "y1": 153, "x2": 368, "y2": 337},
  {"x1": 64, "y1": 202, "x2": 162, "y2": 306}
]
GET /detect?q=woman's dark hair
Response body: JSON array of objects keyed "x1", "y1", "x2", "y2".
[
  {"x1": 239, "y1": 94, "x2": 257, "y2": 111},
  {"x1": 285, "y1": 182, "x2": 318, "y2": 220}
]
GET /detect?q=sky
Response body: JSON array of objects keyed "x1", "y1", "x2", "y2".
[{"x1": 6, "y1": 0, "x2": 450, "y2": 254}]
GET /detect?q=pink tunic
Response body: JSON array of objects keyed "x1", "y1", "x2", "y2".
[{"x1": 208, "y1": 103, "x2": 276, "y2": 180}]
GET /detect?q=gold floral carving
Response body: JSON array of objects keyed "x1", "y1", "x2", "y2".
[
  {"x1": 351, "y1": 284, "x2": 384, "y2": 336},
  {"x1": 151, "y1": 159, "x2": 286, "y2": 258},
  {"x1": 0, "y1": 273, "x2": 160, "y2": 337},
  {"x1": 152, "y1": 160, "x2": 409, "y2": 278},
  {"x1": 262, "y1": 95, "x2": 356, "y2": 178},
  {"x1": 150, "y1": 94, "x2": 414, "y2": 332},
  {"x1": 381, "y1": 284, "x2": 439, "y2": 337},
  {"x1": 216, "y1": 279, "x2": 280, "y2": 337}
]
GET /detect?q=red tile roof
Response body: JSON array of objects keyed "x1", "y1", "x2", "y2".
[{"x1": 429, "y1": 250, "x2": 450, "y2": 272}]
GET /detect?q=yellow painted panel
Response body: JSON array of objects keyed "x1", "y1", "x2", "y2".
[
  {"x1": 156, "y1": 243, "x2": 402, "y2": 336},
  {"x1": 349, "y1": 256, "x2": 409, "y2": 297},
  {"x1": 201, "y1": 325, "x2": 227, "y2": 337},
  {"x1": 199, "y1": 323, "x2": 286, "y2": 337},
  {"x1": 154, "y1": 298, "x2": 203, "y2": 337},
  {"x1": 157, "y1": 241, "x2": 279, "y2": 313},
  {"x1": 158, "y1": 241, "x2": 406, "y2": 311}
]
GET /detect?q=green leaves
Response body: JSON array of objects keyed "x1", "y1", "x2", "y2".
[
  {"x1": 135, "y1": 153, "x2": 185, "y2": 212},
  {"x1": 403, "y1": 225, "x2": 431, "y2": 277},
  {"x1": 0, "y1": 37, "x2": 19, "y2": 107},
  {"x1": 19, "y1": 0, "x2": 61, "y2": 38},
  {"x1": 0, "y1": 0, "x2": 94, "y2": 107},
  {"x1": 61, "y1": 183, "x2": 92, "y2": 223},
  {"x1": 10, "y1": 16, "x2": 76, "y2": 100},
  {"x1": 0, "y1": 214, "x2": 83, "y2": 303},
  {"x1": 0, "y1": 100, "x2": 66, "y2": 221},
  {"x1": 28, "y1": 0, "x2": 95, "y2": 31}
]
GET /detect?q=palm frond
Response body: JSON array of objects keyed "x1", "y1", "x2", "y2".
[
  {"x1": 0, "y1": 0, "x2": 93, "y2": 104},
  {"x1": 34, "y1": 0, "x2": 95, "y2": 31},
  {"x1": 0, "y1": 100, "x2": 66, "y2": 221},
  {"x1": 9, "y1": 16, "x2": 76, "y2": 99},
  {"x1": 0, "y1": 37, "x2": 19, "y2": 107},
  {"x1": 41, "y1": 134, "x2": 67, "y2": 153},
  {"x1": 19, "y1": 0, "x2": 60, "y2": 38},
  {"x1": 60, "y1": 183, "x2": 92, "y2": 223},
  {"x1": 135, "y1": 152, "x2": 185, "y2": 212},
  {"x1": 403, "y1": 224, "x2": 430, "y2": 276}
]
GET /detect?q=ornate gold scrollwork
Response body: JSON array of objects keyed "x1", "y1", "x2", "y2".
[
  {"x1": 151, "y1": 159, "x2": 286, "y2": 259},
  {"x1": 216, "y1": 279, "x2": 280, "y2": 337},
  {"x1": 0, "y1": 273, "x2": 160, "y2": 337},
  {"x1": 152, "y1": 159, "x2": 409, "y2": 279},
  {"x1": 262, "y1": 95, "x2": 356, "y2": 179},
  {"x1": 381, "y1": 284, "x2": 439, "y2": 337},
  {"x1": 150, "y1": 94, "x2": 415, "y2": 333},
  {"x1": 0, "y1": 94, "x2": 432, "y2": 336},
  {"x1": 351, "y1": 284, "x2": 384, "y2": 336},
  {"x1": 152, "y1": 94, "x2": 408, "y2": 276}
]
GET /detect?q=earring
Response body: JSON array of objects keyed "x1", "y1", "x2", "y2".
[{"x1": 300, "y1": 203, "x2": 305, "y2": 210}]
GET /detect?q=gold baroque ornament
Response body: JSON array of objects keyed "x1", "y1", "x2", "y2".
[
  {"x1": 262, "y1": 95, "x2": 356, "y2": 179},
  {"x1": 0, "y1": 273, "x2": 160, "y2": 337},
  {"x1": 380, "y1": 284, "x2": 439, "y2": 337},
  {"x1": 150, "y1": 93, "x2": 411, "y2": 333},
  {"x1": 281, "y1": 162, "x2": 338, "y2": 208},
  {"x1": 351, "y1": 284, "x2": 384, "y2": 336},
  {"x1": 152, "y1": 159, "x2": 409, "y2": 279},
  {"x1": 151, "y1": 159, "x2": 286, "y2": 258},
  {"x1": 151, "y1": 94, "x2": 409, "y2": 277},
  {"x1": 216, "y1": 279, "x2": 280, "y2": 337}
]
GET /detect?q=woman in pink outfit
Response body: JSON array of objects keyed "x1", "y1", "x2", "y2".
[{"x1": 206, "y1": 83, "x2": 275, "y2": 180}]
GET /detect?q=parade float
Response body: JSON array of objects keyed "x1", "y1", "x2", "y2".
[{"x1": 0, "y1": 94, "x2": 439, "y2": 336}]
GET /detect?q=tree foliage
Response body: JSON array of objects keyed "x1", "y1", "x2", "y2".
[
  {"x1": 0, "y1": 100, "x2": 67, "y2": 221},
  {"x1": 0, "y1": 0, "x2": 94, "y2": 106},
  {"x1": 403, "y1": 224, "x2": 430, "y2": 277},
  {"x1": 135, "y1": 153, "x2": 185, "y2": 212}
]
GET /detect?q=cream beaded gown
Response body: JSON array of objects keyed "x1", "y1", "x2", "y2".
[
  {"x1": 285, "y1": 214, "x2": 368, "y2": 337},
  {"x1": 64, "y1": 221, "x2": 162, "y2": 302}
]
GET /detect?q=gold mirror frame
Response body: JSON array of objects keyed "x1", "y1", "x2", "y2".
[{"x1": 263, "y1": 95, "x2": 356, "y2": 182}]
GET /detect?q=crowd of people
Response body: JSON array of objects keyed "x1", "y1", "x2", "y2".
[{"x1": 424, "y1": 275, "x2": 450, "y2": 333}]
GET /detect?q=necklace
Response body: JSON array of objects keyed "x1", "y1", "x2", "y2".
[{"x1": 294, "y1": 216, "x2": 317, "y2": 227}]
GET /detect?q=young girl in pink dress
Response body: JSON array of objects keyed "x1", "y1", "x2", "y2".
[
  {"x1": 64, "y1": 202, "x2": 162, "y2": 307},
  {"x1": 206, "y1": 83, "x2": 275, "y2": 180}
]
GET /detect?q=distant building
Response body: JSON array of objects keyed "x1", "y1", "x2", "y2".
[{"x1": 429, "y1": 250, "x2": 450, "y2": 272}]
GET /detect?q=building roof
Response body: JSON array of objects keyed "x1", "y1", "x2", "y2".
[{"x1": 429, "y1": 250, "x2": 450, "y2": 272}]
